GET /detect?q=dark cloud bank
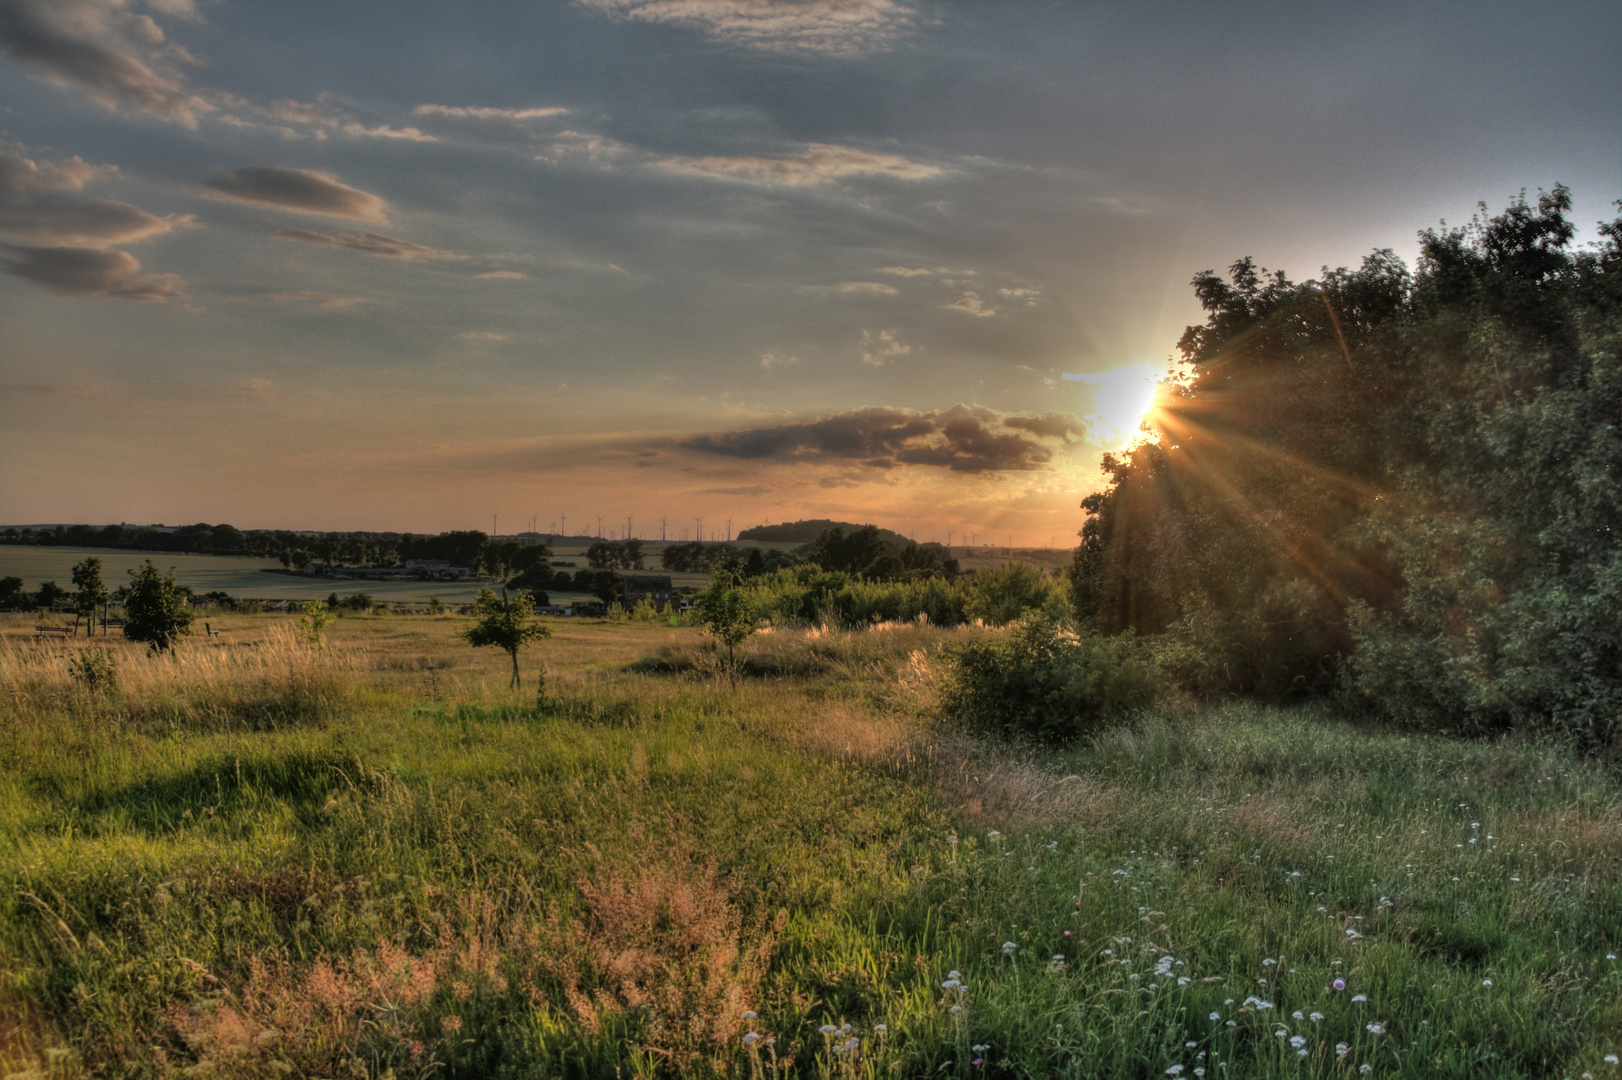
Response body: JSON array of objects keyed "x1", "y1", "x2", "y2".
[{"x1": 681, "y1": 405, "x2": 1087, "y2": 473}]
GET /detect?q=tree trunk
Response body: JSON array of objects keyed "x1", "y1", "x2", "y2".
[{"x1": 509, "y1": 648, "x2": 520, "y2": 688}]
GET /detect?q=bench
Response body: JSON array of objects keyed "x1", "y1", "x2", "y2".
[
  {"x1": 34, "y1": 625, "x2": 72, "y2": 639},
  {"x1": 204, "y1": 622, "x2": 222, "y2": 637}
]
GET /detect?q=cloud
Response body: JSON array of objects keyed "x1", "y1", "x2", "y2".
[
  {"x1": 0, "y1": 146, "x2": 190, "y2": 247},
  {"x1": 836, "y1": 281, "x2": 898, "y2": 295},
  {"x1": 266, "y1": 291, "x2": 366, "y2": 308},
  {"x1": 760, "y1": 352, "x2": 797, "y2": 369},
  {"x1": 203, "y1": 166, "x2": 388, "y2": 221},
  {"x1": 1001, "y1": 412, "x2": 1088, "y2": 440},
  {"x1": 0, "y1": 0, "x2": 213, "y2": 125},
  {"x1": 680, "y1": 404, "x2": 1083, "y2": 473},
  {"x1": 0, "y1": 242, "x2": 185, "y2": 300},
  {"x1": 340, "y1": 123, "x2": 435, "y2": 142},
  {"x1": 879, "y1": 265, "x2": 933, "y2": 277},
  {"x1": 475, "y1": 270, "x2": 528, "y2": 279},
  {"x1": 579, "y1": 0, "x2": 916, "y2": 55},
  {"x1": 460, "y1": 331, "x2": 508, "y2": 341},
  {"x1": 535, "y1": 130, "x2": 634, "y2": 167},
  {"x1": 697, "y1": 485, "x2": 773, "y2": 496},
  {"x1": 948, "y1": 291, "x2": 993, "y2": 317},
  {"x1": 659, "y1": 143, "x2": 942, "y2": 186},
  {"x1": 858, "y1": 328, "x2": 911, "y2": 366},
  {"x1": 412, "y1": 104, "x2": 570, "y2": 121},
  {"x1": 269, "y1": 98, "x2": 340, "y2": 125},
  {"x1": 270, "y1": 229, "x2": 464, "y2": 260}
]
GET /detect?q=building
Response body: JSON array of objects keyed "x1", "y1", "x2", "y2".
[{"x1": 622, "y1": 574, "x2": 675, "y2": 611}]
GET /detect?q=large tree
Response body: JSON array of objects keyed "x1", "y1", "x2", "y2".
[
  {"x1": 123, "y1": 561, "x2": 194, "y2": 654},
  {"x1": 71, "y1": 556, "x2": 110, "y2": 636}
]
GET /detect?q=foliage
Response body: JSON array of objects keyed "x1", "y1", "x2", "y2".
[
  {"x1": 0, "y1": 576, "x2": 23, "y2": 610},
  {"x1": 1071, "y1": 187, "x2": 1622, "y2": 746},
  {"x1": 799, "y1": 524, "x2": 959, "y2": 581},
  {"x1": 71, "y1": 557, "x2": 110, "y2": 624},
  {"x1": 461, "y1": 586, "x2": 551, "y2": 687},
  {"x1": 121, "y1": 560, "x2": 194, "y2": 653},
  {"x1": 35, "y1": 580, "x2": 66, "y2": 609},
  {"x1": 660, "y1": 540, "x2": 738, "y2": 573},
  {"x1": 691, "y1": 569, "x2": 758, "y2": 688},
  {"x1": 298, "y1": 599, "x2": 336, "y2": 646},
  {"x1": 586, "y1": 538, "x2": 644, "y2": 570},
  {"x1": 426, "y1": 594, "x2": 444, "y2": 615},
  {"x1": 938, "y1": 612, "x2": 1170, "y2": 741},
  {"x1": 66, "y1": 647, "x2": 118, "y2": 693}
]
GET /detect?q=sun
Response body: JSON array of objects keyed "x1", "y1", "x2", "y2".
[{"x1": 1063, "y1": 363, "x2": 1169, "y2": 447}]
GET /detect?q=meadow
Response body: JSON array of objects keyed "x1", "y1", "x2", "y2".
[{"x1": 0, "y1": 612, "x2": 1617, "y2": 1078}]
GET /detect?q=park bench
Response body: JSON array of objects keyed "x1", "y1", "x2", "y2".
[
  {"x1": 34, "y1": 625, "x2": 72, "y2": 640},
  {"x1": 204, "y1": 622, "x2": 222, "y2": 637}
]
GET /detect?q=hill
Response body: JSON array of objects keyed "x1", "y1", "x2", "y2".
[{"x1": 737, "y1": 519, "x2": 913, "y2": 545}]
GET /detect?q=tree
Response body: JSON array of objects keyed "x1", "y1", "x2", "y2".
[
  {"x1": 692, "y1": 569, "x2": 759, "y2": 690},
  {"x1": 462, "y1": 587, "x2": 550, "y2": 688},
  {"x1": 0, "y1": 577, "x2": 24, "y2": 609},
  {"x1": 298, "y1": 599, "x2": 335, "y2": 646},
  {"x1": 72, "y1": 557, "x2": 110, "y2": 635},
  {"x1": 123, "y1": 560, "x2": 194, "y2": 654},
  {"x1": 36, "y1": 581, "x2": 66, "y2": 610}
]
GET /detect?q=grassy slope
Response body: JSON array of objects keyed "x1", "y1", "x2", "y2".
[{"x1": 0, "y1": 613, "x2": 1617, "y2": 1078}]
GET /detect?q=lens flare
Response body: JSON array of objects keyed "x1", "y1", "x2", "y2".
[{"x1": 1062, "y1": 363, "x2": 1172, "y2": 447}]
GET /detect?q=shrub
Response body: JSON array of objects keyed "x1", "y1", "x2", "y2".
[{"x1": 938, "y1": 612, "x2": 1168, "y2": 741}]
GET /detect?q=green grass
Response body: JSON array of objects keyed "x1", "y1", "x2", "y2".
[{"x1": 0, "y1": 616, "x2": 1617, "y2": 1077}]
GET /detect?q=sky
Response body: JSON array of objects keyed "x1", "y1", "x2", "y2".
[{"x1": 2, "y1": 0, "x2": 1618, "y2": 545}]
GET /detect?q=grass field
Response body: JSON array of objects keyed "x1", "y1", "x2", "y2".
[{"x1": 0, "y1": 613, "x2": 1617, "y2": 1078}]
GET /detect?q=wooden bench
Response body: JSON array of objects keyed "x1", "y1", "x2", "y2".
[
  {"x1": 204, "y1": 622, "x2": 222, "y2": 637},
  {"x1": 34, "y1": 625, "x2": 72, "y2": 639}
]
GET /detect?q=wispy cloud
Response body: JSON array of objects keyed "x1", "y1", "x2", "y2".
[
  {"x1": 459, "y1": 331, "x2": 508, "y2": 341},
  {"x1": 836, "y1": 281, "x2": 898, "y2": 295},
  {"x1": 579, "y1": 0, "x2": 917, "y2": 56},
  {"x1": 0, "y1": 0, "x2": 214, "y2": 126},
  {"x1": 265, "y1": 290, "x2": 366, "y2": 308},
  {"x1": 204, "y1": 166, "x2": 388, "y2": 221},
  {"x1": 413, "y1": 104, "x2": 570, "y2": 121},
  {"x1": 270, "y1": 229, "x2": 464, "y2": 260},
  {"x1": 0, "y1": 146, "x2": 191, "y2": 247},
  {"x1": 759, "y1": 352, "x2": 797, "y2": 369},
  {"x1": 0, "y1": 243, "x2": 185, "y2": 301},
  {"x1": 535, "y1": 130, "x2": 634, "y2": 167},
  {"x1": 879, "y1": 265, "x2": 933, "y2": 276},
  {"x1": 658, "y1": 143, "x2": 942, "y2": 186},
  {"x1": 680, "y1": 404, "x2": 1083, "y2": 473},
  {"x1": 340, "y1": 122, "x2": 435, "y2": 142},
  {"x1": 857, "y1": 328, "x2": 911, "y2": 366},
  {"x1": 475, "y1": 270, "x2": 528, "y2": 279},
  {"x1": 948, "y1": 291, "x2": 993, "y2": 317}
]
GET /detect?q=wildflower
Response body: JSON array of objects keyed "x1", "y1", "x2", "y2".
[
  {"x1": 1366, "y1": 1022, "x2": 1385, "y2": 1035},
  {"x1": 1309, "y1": 1012, "x2": 1324, "y2": 1022},
  {"x1": 1352, "y1": 994, "x2": 1367, "y2": 1002},
  {"x1": 942, "y1": 979, "x2": 961, "y2": 990},
  {"x1": 1054, "y1": 954, "x2": 1065, "y2": 962},
  {"x1": 972, "y1": 1044, "x2": 989, "y2": 1053},
  {"x1": 1002, "y1": 941, "x2": 1018, "y2": 954},
  {"x1": 1298, "y1": 1049, "x2": 1309, "y2": 1058},
  {"x1": 1195, "y1": 1070, "x2": 1206, "y2": 1078},
  {"x1": 1186, "y1": 1041, "x2": 1197, "y2": 1049},
  {"x1": 743, "y1": 1033, "x2": 761, "y2": 1045},
  {"x1": 1290, "y1": 1036, "x2": 1307, "y2": 1049},
  {"x1": 988, "y1": 831, "x2": 1002, "y2": 841},
  {"x1": 1167, "y1": 1067, "x2": 1185, "y2": 1077},
  {"x1": 1336, "y1": 1042, "x2": 1349, "y2": 1054},
  {"x1": 742, "y1": 1011, "x2": 757, "y2": 1020},
  {"x1": 1360, "y1": 1067, "x2": 1372, "y2": 1075},
  {"x1": 1482, "y1": 979, "x2": 1492, "y2": 987},
  {"x1": 1263, "y1": 958, "x2": 1277, "y2": 966},
  {"x1": 951, "y1": 1005, "x2": 964, "y2": 1015},
  {"x1": 1178, "y1": 977, "x2": 1191, "y2": 986},
  {"x1": 1209, "y1": 1012, "x2": 1222, "y2": 1021},
  {"x1": 948, "y1": 970, "x2": 962, "y2": 979},
  {"x1": 819, "y1": 1025, "x2": 838, "y2": 1035},
  {"x1": 873, "y1": 1025, "x2": 887, "y2": 1034},
  {"x1": 1293, "y1": 1011, "x2": 1304, "y2": 1021},
  {"x1": 1226, "y1": 1021, "x2": 1237, "y2": 1027},
  {"x1": 1604, "y1": 1053, "x2": 1619, "y2": 1065}
]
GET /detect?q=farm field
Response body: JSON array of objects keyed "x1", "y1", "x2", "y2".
[{"x1": 0, "y1": 613, "x2": 1618, "y2": 1078}]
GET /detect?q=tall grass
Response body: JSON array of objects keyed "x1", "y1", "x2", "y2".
[{"x1": 0, "y1": 616, "x2": 1618, "y2": 1077}]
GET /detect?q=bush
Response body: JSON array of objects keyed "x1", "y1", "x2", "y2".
[{"x1": 938, "y1": 613, "x2": 1169, "y2": 741}]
